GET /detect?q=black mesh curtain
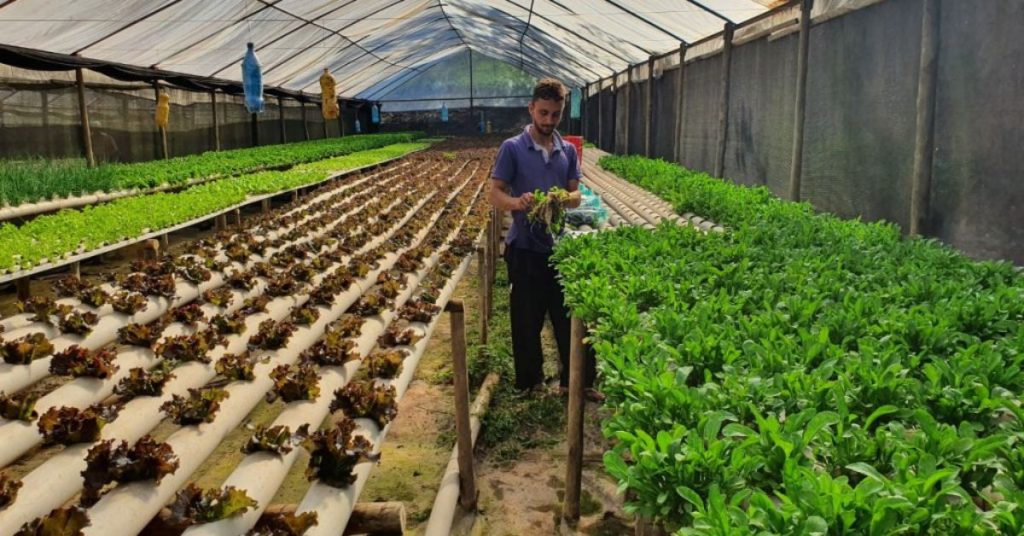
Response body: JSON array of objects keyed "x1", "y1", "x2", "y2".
[
  {"x1": 628, "y1": 78, "x2": 648, "y2": 156},
  {"x1": 723, "y1": 34, "x2": 798, "y2": 195},
  {"x1": 801, "y1": 0, "x2": 922, "y2": 232},
  {"x1": 652, "y1": 67, "x2": 679, "y2": 161},
  {"x1": 679, "y1": 55, "x2": 721, "y2": 174},
  {"x1": 930, "y1": 0, "x2": 1024, "y2": 264}
]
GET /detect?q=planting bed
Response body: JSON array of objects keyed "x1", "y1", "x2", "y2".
[
  {"x1": 0, "y1": 142, "x2": 494, "y2": 536},
  {"x1": 556, "y1": 154, "x2": 1024, "y2": 534}
]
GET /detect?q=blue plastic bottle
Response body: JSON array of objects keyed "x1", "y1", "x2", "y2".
[{"x1": 242, "y1": 42, "x2": 264, "y2": 114}]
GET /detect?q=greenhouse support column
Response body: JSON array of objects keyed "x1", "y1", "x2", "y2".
[
  {"x1": 910, "y1": 0, "x2": 940, "y2": 236},
  {"x1": 277, "y1": 96, "x2": 286, "y2": 144},
  {"x1": 788, "y1": 0, "x2": 813, "y2": 202},
  {"x1": 582, "y1": 83, "x2": 588, "y2": 139},
  {"x1": 41, "y1": 92, "x2": 51, "y2": 157},
  {"x1": 250, "y1": 113, "x2": 259, "y2": 147},
  {"x1": 300, "y1": 93, "x2": 310, "y2": 141},
  {"x1": 645, "y1": 55, "x2": 655, "y2": 158},
  {"x1": 342, "y1": 98, "x2": 350, "y2": 137},
  {"x1": 714, "y1": 23, "x2": 735, "y2": 178},
  {"x1": 624, "y1": 67, "x2": 632, "y2": 155},
  {"x1": 598, "y1": 80, "x2": 604, "y2": 150},
  {"x1": 563, "y1": 316, "x2": 587, "y2": 523},
  {"x1": 74, "y1": 68, "x2": 95, "y2": 168},
  {"x1": 675, "y1": 42, "x2": 687, "y2": 164},
  {"x1": 153, "y1": 83, "x2": 168, "y2": 160},
  {"x1": 468, "y1": 48, "x2": 475, "y2": 116},
  {"x1": 210, "y1": 90, "x2": 221, "y2": 151}
]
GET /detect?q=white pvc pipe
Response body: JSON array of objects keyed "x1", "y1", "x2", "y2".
[
  {"x1": 0, "y1": 177, "x2": 439, "y2": 532},
  {"x1": 0, "y1": 169, "x2": 407, "y2": 394},
  {"x1": 81, "y1": 176, "x2": 471, "y2": 536},
  {"x1": 183, "y1": 183, "x2": 486, "y2": 536},
  {"x1": 423, "y1": 373, "x2": 500, "y2": 536},
  {"x1": 295, "y1": 255, "x2": 474, "y2": 536}
]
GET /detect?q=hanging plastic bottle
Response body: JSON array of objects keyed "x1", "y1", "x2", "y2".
[
  {"x1": 355, "y1": 118, "x2": 362, "y2": 134},
  {"x1": 371, "y1": 103, "x2": 381, "y2": 124},
  {"x1": 319, "y1": 68, "x2": 339, "y2": 120},
  {"x1": 154, "y1": 91, "x2": 170, "y2": 128},
  {"x1": 242, "y1": 42, "x2": 264, "y2": 113},
  {"x1": 440, "y1": 103, "x2": 448, "y2": 123}
]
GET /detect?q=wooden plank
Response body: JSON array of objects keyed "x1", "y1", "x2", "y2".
[
  {"x1": 446, "y1": 299, "x2": 477, "y2": 510},
  {"x1": 562, "y1": 316, "x2": 587, "y2": 522}
]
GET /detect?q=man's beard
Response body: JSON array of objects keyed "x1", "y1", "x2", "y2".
[{"x1": 533, "y1": 122, "x2": 554, "y2": 135}]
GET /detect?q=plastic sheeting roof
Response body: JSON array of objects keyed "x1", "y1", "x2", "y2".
[{"x1": 0, "y1": 0, "x2": 782, "y2": 100}]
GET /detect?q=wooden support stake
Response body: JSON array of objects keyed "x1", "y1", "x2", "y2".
[
  {"x1": 714, "y1": 23, "x2": 736, "y2": 178},
  {"x1": 910, "y1": 0, "x2": 939, "y2": 236},
  {"x1": 446, "y1": 300, "x2": 478, "y2": 510},
  {"x1": 645, "y1": 55, "x2": 655, "y2": 158},
  {"x1": 69, "y1": 262, "x2": 80, "y2": 279},
  {"x1": 16, "y1": 278, "x2": 31, "y2": 302},
  {"x1": 788, "y1": 0, "x2": 813, "y2": 201},
  {"x1": 233, "y1": 208, "x2": 242, "y2": 227},
  {"x1": 563, "y1": 316, "x2": 587, "y2": 522},
  {"x1": 160, "y1": 234, "x2": 169, "y2": 249},
  {"x1": 215, "y1": 214, "x2": 228, "y2": 232},
  {"x1": 261, "y1": 199, "x2": 271, "y2": 214},
  {"x1": 75, "y1": 68, "x2": 95, "y2": 168},
  {"x1": 337, "y1": 99, "x2": 345, "y2": 137},
  {"x1": 140, "y1": 239, "x2": 160, "y2": 261},
  {"x1": 211, "y1": 90, "x2": 221, "y2": 151},
  {"x1": 476, "y1": 246, "x2": 488, "y2": 345},
  {"x1": 675, "y1": 43, "x2": 687, "y2": 164},
  {"x1": 291, "y1": 190, "x2": 299, "y2": 203}
]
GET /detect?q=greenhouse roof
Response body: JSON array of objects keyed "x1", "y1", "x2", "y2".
[{"x1": 0, "y1": 0, "x2": 787, "y2": 99}]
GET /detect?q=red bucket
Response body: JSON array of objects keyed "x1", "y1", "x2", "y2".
[{"x1": 564, "y1": 135, "x2": 583, "y2": 166}]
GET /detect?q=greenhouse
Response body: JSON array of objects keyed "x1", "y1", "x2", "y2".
[{"x1": 0, "y1": 0, "x2": 1021, "y2": 534}]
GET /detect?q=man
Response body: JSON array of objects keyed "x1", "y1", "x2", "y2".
[{"x1": 489, "y1": 78, "x2": 598, "y2": 397}]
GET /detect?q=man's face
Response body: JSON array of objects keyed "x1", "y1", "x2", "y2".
[{"x1": 529, "y1": 98, "x2": 563, "y2": 136}]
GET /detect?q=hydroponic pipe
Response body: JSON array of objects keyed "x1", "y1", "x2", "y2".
[
  {"x1": 181, "y1": 183, "x2": 486, "y2": 536},
  {"x1": 295, "y1": 255, "x2": 475, "y2": 536},
  {"x1": 81, "y1": 175, "x2": 474, "y2": 535},
  {"x1": 0, "y1": 180, "x2": 439, "y2": 531},
  {"x1": 423, "y1": 372, "x2": 500, "y2": 536},
  {"x1": 0, "y1": 168, "x2": 412, "y2": 394}
]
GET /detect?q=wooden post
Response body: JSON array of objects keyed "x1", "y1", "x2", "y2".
[
  {"x1": 646, "y1": 55, "x2": 655, "y2": 158},
  {"x1": 75, "y1": 68, "x2": 95, "y2": 168},
  {"x1": 251, "y1": 113, "x2": 260, "y2": 146},
  {"x1": 468, "y1": 48, "x2": 475, "y2": 117},
  {"x1": 563, "y1": 316, "x2": 587, "y2": 522},
  {"x1": 16, "y1": 278, "x2": 31, "y2": 302},
  {"x1": 215, "y1": 214, "x2": 228, "y2": 232},
  {"x1": 278, "y1": 95, "x2": 287, "y2": 144},
  {"x1": 788, "y1": 0, "x2": 813, "y2": 201},
  {"x1": 337, "y1": 99, "x2": 345, "y2": 137},
  {"x1": 261, "y1": 199, "x2": 271, "y2": 214},
  {"x1": 446, "y1": 300, "x2": 477, "y2": 510},
  {"x1": 714, "y1": 23, "x2": 736, "y2": 178},
  {"x1": 598, "y1": 79, "x2": 604, "y2": 150},
  {"x1": 41, "y1": 91, "x2": 51, "y2": 157},
  {"x1": 69, "y1": 262, "x2": 80, "y2": 279},
  {"x1": 910, "y1": 0, "x2": 939, "y2": 236},
  {"x1": 160, "y1": 234, "x2": 169, "y2": 249},
  {"x1": 291, "y1": 190, "x2": 299, "y2": 203},
  {"x1": 582, "y1": 83, "x2": 589, "y2": 140},
  {"x1": 476, "y1": 246, "x2": 488, "y2": 344},
  {"x1": 140, "y1": 239, "x2": 160, "y2": 261},
  {"x1": 323, "y1": 113, "x2": 329, "y2": 139},
  {"x1": 300, "y1": 93, "x2": 310, "y2": 141},
  {"x1": 675, "y1": 43, "x2": 687, "y2": 164},
  {"x1": 624, "y1": 67, "x2": 632, "y2": 155},
  {"x1": 211, "y1": 90, "x2": 221, "y2": 151},
  {"x1": 233, "y1": 208, "x2": 243, "y2": 227}
]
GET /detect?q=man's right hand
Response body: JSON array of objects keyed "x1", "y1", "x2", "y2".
[{"x1": 513, "y1": 192, "x2": 535, "y2": 211}]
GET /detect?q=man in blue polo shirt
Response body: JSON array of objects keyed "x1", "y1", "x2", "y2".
[{"x1": 489, "y1": 78, "x2": 597, "y2": 396}]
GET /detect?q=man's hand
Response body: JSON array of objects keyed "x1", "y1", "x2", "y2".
[{"x1": 514, "y1": 192, "x2": 535, "y2": 211}]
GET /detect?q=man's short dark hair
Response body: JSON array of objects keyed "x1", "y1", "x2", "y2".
[{"x1": 532, "y1": 78, "x2": 566, "y2": 103}]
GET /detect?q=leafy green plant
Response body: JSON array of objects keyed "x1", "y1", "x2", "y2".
[
  {"x1": 49, "y1": 346, "x2": 119, "y2": 379},
  {"x1": 303, "y1": 418, "x2": 377, "y2": 487},
  {"x1": 160, "y1": 387, "x2": 229, "y2": 425},
  {"x1": 243, "y1": 424, "x2": 310, "y2": 455},
  {"x1": 0, "y1": 333, "x2": 54, "y2": 364},
  {"x1": 37, "y1": 405, "x2": 120, "y2": 445},
  {"x1": 247, "y1": 511, "x2": 318, "y2": 536},
  {"x1": 168, "y1": 484, "x2": 257, "y2": 525},
  {"x1": 0, "y1": 391, "x2": 39, "y2": 421},
  {"x1": 268, "y1": 363, "x2": 321, "y2": 403},
  {"x1": 113, "y1": 363, "x2": 176, "y2": 399},
  {"x1": 0, "y1": 473, "x2": 22, "y2": 509},
  {"x1": 81, "y1": 436, "x2": 179, "y2": 505},
  {"x1": 15, "y1": 506, "x2": 90, "y2": 536},
  {"x1": 330, "y1": 381, "x2": 398, "y2": 428}
]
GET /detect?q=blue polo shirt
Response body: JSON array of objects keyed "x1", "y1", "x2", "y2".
[{"x1": 492, "y1": 126, "x2": 581, "y2": 254}]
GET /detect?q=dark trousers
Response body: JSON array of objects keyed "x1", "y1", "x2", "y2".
[{"x1": 505, "y1": 247, "x2": 596, "y2": 390}]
